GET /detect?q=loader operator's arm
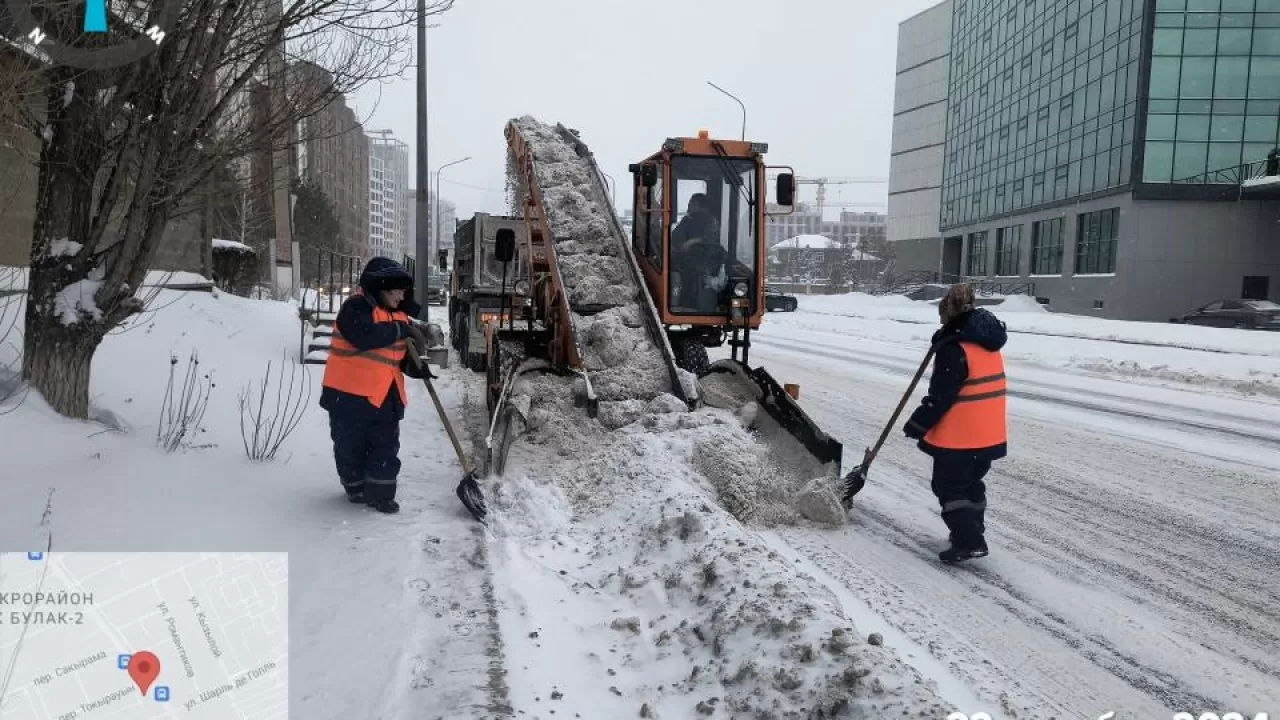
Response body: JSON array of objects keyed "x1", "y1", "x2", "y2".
[{"x1": 904, "y1": 338, "x2": 966, "y2": 437}]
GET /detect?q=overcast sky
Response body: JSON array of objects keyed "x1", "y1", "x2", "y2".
[{"x1": 351, "y1": 0, "x2": 942, "y2": 220}]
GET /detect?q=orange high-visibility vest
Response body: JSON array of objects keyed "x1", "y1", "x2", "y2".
[
  {"x1": 322, "y1": 291, "x2": 409, "y2": 408},
  {"x1": 924, "y1": 342, "x2": 1007, "y2": 450}
]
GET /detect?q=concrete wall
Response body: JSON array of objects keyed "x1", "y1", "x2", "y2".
[
  {"x1": 888, "y1": 0, "x2": 951, "y2": 250},
  {"x1": 891, "y1": 236, "x2": 943, "y2": 274},
  {"x1": 950, "y1": 191, "x2": 1280, "y2": 320}
]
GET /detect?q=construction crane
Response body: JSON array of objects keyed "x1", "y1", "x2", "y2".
[{"x1": 794, "y1": 177, "x2": 887, "y2": 217}]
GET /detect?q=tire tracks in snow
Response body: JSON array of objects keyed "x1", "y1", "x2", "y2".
[{"x1": 739, "y1": 344, "x2": 1280, "y2": 717}]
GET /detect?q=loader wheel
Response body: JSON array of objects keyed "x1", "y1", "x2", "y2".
[{"x1": 672, "y1": 335, "x2": 710, "y2": 377}]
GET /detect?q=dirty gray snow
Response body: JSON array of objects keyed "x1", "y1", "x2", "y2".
[{"x1": 489, "y1": 419, "x2": 955, "y2": 719}]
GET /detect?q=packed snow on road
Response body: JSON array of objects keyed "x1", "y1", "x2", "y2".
[{"x1": 1, "y1": 282, "x2": 1277, "y2": 719}]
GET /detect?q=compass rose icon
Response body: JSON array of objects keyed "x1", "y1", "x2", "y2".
[{"x1": 4, "y1": 0, "x2": 180, "y2": 69}]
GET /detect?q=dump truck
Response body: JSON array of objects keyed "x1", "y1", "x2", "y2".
[{"x1": 448, "y1": 212, "x2": 526, "y2": 371}]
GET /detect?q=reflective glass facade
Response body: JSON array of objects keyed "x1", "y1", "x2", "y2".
[
  {"x1": 941, "y1": 0, "x2": 1146, "y2": 230},
  {"x1": 1143, "y1": 0, "x2": 1280, "y2": 182}
]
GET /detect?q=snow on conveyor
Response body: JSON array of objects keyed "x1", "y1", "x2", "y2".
[{"x1": 510, "y1": 116, "x2": 673, "y2": 406}]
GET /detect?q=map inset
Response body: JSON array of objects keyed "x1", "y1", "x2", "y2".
[{"x1": 0, "y1": 552, "x2": 287, "y2": 719}]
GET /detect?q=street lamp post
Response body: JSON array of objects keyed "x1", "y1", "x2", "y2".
[
  {"x1": 433, "y1": 156, "x2": 471, "y2": 268},
  {"x1": 706, "y1": 80, "x2": 747, "y2": 141},
  {"x1": 414, "y1": 16, "x2": 441, "y2": 320}
]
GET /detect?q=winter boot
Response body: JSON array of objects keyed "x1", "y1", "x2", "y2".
[
  {"x1": 367, "y1": 497, "x2": 400, "y2": 514},
  {"x1": 346, "y1": 492, "x2": 365, "y2": 504},
  {"x1": 939, "y1": 540, "x2": 988, "y2": 564}
]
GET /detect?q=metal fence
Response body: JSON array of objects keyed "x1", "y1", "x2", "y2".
[
  {"x1": 870, "y1": 270, "x2": 1036, "y2": 298},
  {"x1": 1172, "y1": 149, "x2": 1280, "y2": 186},
  {"x1": 300, "y1": 247, "x2": 365, "y2": 318}
]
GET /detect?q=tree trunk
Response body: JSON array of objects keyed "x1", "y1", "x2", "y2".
[{"x1": 22, "y1": 290, "x2": 105, "y2": 419}]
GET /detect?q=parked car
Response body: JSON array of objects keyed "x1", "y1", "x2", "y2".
[
  {"x1": 1170, "y1": 299, "x2": 1280, "y2": 329},
  {"x1": 764, "y1": 287, "x2": 798, "y2": 312}
]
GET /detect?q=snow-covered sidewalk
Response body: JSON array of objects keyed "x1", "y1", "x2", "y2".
[{"x1": 0, "y1": 289, "x2": 500, "y2": 717}]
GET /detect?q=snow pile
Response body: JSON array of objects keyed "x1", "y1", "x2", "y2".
[
  {"x1": 54, "y1": 270, "x2": 105, "y2": 325},
  {"x1": 489, "y1": 424, "x2": 953, "y2": 718},
  {"x1": 0, "y1": 266, "x2": 214, "y2": 292},
  {"x1": 212, "y1": 238, "x2": 254, "y2": 253},
  {"x1": 993, "y1": 294, "x2": 1048, "y2": 313},
  {"x1": 47, "y1": 238, "x2": 85, "y2": 258}
]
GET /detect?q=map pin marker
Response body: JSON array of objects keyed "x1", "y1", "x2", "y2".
[{"x1": 127, "y1": 651, "x2": 161, "y2": 696}]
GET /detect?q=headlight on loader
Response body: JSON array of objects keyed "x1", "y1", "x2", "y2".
[{"x1": 733, "y1": 281, "x2": 749, "y2": 298}]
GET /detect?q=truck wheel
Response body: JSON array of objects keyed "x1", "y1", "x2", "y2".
[{"x1": 671, "y1": 334, "x2": 710, "y2": 376}]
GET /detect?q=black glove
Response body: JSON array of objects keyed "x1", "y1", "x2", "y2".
[
  {"x1": 400, "y1": 322, "x2": 428, "y2": 352},
  {"x1": 903, "y1": 419, "x2": 927, "y2": 440}
]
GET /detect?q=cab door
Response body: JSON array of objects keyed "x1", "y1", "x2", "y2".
[{"x1": 630, "y1": 160, "x2": 668, "y2": 310}]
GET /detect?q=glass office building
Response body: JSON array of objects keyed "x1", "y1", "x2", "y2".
[
  {"x1": 925, "y1": 0, "x2": 1280, "y2": 320},
  {"x1": 1143, "y1": 0, "x2": 1280, "y2": 184},
  {"x1": 941, "y1": 0, "x2": 1146, "y2": 229}
]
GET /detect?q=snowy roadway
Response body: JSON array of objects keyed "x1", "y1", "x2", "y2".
[{"x1": 738, "y1": 312, "x2": 1280, "y2": 719}]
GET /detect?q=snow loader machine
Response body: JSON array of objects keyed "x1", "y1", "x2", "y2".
[{"x1": 482, "y1": 118, "x2": 841, "y2": 483}]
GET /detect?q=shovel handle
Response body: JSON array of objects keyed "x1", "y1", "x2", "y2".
[
  {"x1": 864, "y1": 346, "x2": 937, "y2": 467},
  {"x1": 406, "y1": 341, "x2": 475, "y2": 475}
]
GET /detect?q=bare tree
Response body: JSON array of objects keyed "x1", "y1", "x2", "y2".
[{"x1": 19, "y1": 0, "x2": 454, "y2": 418}]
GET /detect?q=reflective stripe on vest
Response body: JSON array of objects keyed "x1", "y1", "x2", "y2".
[
  {"x1": 923, "y1": 342, "x2": 1007, "y2": 450},
  {"x1": 321, "y1": 294, "x2": 409, "y2": 408}
]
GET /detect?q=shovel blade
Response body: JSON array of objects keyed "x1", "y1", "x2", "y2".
[
  {"x1": 841, "y1": 462, "x2": 870, "y2": 510},
  {"x1": 456, "y1": 473, "x2": 487, "y2": 522}
]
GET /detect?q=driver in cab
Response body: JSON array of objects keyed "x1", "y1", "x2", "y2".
[{"x1": 671, "y1": 193, "x2": 725, "y2": 306}]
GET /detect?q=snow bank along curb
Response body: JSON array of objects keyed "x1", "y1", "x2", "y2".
[{"x1": 800, "y1": 293, "x2": 1280, "y2": 358}]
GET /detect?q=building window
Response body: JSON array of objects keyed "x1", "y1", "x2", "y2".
[
  {"x1": 966, "y1": 231, "x2": 989, "y2": 277},
  {"x1": 995, "y1": 225, "x2": 1022, "y2": 276},
  {"x1": 1075, "y1": 208, "x2": 1119, "y2": 275},
  {"x1": 1031, "y1": 218, "x2": 1064, "y2": 275}
]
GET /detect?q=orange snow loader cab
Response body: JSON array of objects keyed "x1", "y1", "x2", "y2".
[
  {"x1": 629, "y1": 132, "x2": 795, "y2": 370},
  {"x1": 629, "y1": 133, "x2": 842, "y2": 477}
]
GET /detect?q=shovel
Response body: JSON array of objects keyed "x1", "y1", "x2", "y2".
[
  {"x1": 841, "y1": 346, "x2": 937, "y2": 509},
  {"x1": 405, "y1": 340, "x2": 487, "y2": 523}
]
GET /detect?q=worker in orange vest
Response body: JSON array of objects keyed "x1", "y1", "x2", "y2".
[
  {"x1": 320, "y1": 257, "x2": 432, "y2": 514},
  {"x1": 904, "y1": 283, "x2": 1008, "y2": 563}
]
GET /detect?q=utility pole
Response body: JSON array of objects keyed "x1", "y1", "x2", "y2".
[{"x1": 414, "y1": 9, "x2": 435, "y2": 320}]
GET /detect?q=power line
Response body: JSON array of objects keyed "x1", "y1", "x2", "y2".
[{"x1": 438, "y1": 177, "x2": 505, "y2": 193}]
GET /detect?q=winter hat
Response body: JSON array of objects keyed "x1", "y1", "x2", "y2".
[
  {"x1": 359, "y1": 256, "x2": 414, "y2": 296},
  {"x1": 939, "y1": 283, "x2": 976, "y2": 323}
]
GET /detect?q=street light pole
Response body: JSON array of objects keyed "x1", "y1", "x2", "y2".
[
  {"x1": 707, "y1": 80, "x2": 747, "y2": 141},
  {"x1": 414, "y1": 15, "x2": 441, "y2": 321},
  {"x1": 434, "y1": 156, "x2": 471, "y2": 271}
]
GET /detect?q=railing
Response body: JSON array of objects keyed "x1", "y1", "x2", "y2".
[
  {"x1": 1172, "y1": 149, "x2": 1280, "y2": 186},
  {"x1": 300, "y1": 247, "x2": 365, "y2": 319},
  {"x1": 869, "y1": 270, "x2": 1035, "y2": 298}
]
